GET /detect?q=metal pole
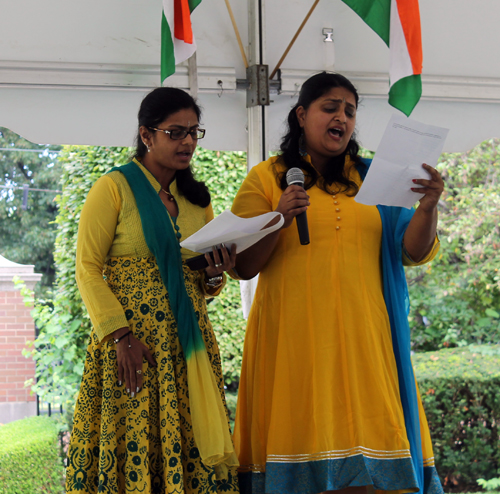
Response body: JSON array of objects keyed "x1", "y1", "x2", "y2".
[
  {"x1": 247, "y1": 0, "x2": 268, "y2": 170},
  {"x1": 241, "y1": 0, "x2": 267, "y2": 318},
  {"x1": 188, "y1": 52, "x2": 198, "y2": 99}
]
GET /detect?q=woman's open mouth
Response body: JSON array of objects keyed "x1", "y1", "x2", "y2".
[{"x1": 328, "y1": 127, "x2": 345, "y2": 139}]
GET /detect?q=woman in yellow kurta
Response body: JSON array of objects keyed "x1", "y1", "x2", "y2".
[
  {"x1": 231, "y1": 73, "x2": 444, "y2": 494},
  {"x1": 66, "y1": 87, "x2": 239, "y2": 494}
]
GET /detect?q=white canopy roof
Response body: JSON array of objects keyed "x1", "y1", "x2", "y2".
[{"x1": 1, "y1": 0, "x2": 500, "y2": 153}]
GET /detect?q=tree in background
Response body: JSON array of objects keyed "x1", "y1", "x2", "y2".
[
  {"x1": 408, "y1": 138, "x2": 500, "y2": 350},
  {"x1": 0, "y1": 127, "x2": 62, "y2": 292}
]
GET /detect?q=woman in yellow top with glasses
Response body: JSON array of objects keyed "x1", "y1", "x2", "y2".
[{"x1": 66, "y1": 87, "x2": 239, "y2": 494}]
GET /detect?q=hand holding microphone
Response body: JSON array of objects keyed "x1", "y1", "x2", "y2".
[{"x1": 274, "y1": 167, "x2": 310, "y2": 245}]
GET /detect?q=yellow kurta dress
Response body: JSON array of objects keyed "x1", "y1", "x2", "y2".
[
  {"x1": 66, "y1": 160, "x2": 239, "y2": 494},
  {"x1": 231, "y1": 156, "x2": 442, "y2": 494}
]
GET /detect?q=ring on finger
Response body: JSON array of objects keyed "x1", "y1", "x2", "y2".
[
  {"x1": 136, "y1": 370, "x2": 142, "y2": 375},
  {"x1": 215, "y1": 263, "x2": 222, "y2": 268}
]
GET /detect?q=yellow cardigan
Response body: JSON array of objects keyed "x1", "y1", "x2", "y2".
[{"x1": 76, "y1": 159, "x2": 223, "y2": 342}]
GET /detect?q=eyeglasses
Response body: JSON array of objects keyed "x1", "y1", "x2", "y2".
[{"x1": 148, "y1": 127, "x2": 206, "y2": 140}]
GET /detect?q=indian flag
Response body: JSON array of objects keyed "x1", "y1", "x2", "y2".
[
  {"x1": 161, "y1": 0, "x2": 202, "y2": 83},
  {"x1": 342, "y1": 0, "x2": 423, "y2": 116}
]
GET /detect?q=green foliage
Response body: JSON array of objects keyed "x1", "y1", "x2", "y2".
[
  {"x1": 478, "y1": 478, "x2": 500, "y2": 492},
  {"x1": 192, "y1": 149, "x2": 247, "y2": 215},
  {"x1": 191, "y1": 149, "x2": 248, "y2": 386},
  {"x1": 408, "y1": 139, "x2": 500, "y2": 351},
  {"x1": 413, "y1": 345, "x2": 500, "y2": 490},
  {"x1": 0, "y1": 416, "x2": 64, "y2": 494},
  {"x1": 225, "y1": 389, "x2": 238, "y2": 431},
  {"x1": 0, "y1": 127, "x2": 62, "y2": 294},
  {"x1": 28, "y1": 146, "x2": 247, "y2": 415},
  {"x1": 27, "y1": 146, "x2": 132, "y2": 411}
]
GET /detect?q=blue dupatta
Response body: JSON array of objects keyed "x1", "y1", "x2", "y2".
[{"x1": 357, "y1": 158, "x2": 424, "y2": 493}]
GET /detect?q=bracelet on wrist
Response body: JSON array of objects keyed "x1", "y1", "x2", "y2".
[
  {"x1": 114, "y1": 330, "x2": 132, "y2": 344},
  {"x1": 205, "y1": 273, "x2": 223, "y2": 288}
]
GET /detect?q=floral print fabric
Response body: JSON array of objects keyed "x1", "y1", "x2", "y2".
[{"x1": 66, "y1": 257, "x2": 238, "y2": 494}]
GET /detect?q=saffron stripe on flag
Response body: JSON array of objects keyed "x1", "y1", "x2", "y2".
[
  {"x1": 161, "y1": 0, "x2": 202, "y2": 83},
  {"x1": 389, "y1": 0, "x2": 414, "y2": 84},
  {"x1": 342, "y1": 0, "x2": 422, "y2": 116},
  {"x1": 395, "y1": 0, "x2": 422, "y2": 74},
  {"x1": 389, "y1": 0, "x2": 422, "y2": 115},
  {"x1": 174, "y1": 0, "x2": 193, "y2": 44}
]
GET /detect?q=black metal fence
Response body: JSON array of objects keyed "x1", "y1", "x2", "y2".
[
  {"x1": 34, "y1": 323, "x2": 65, "y2": 418},
  {"x1": 36, "y1": 395, "x2": 64, "y2": 417}
]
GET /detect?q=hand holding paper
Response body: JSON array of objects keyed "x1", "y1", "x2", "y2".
[
  {"x1": 180, "y1": 210, "x2": 284, "y2": 254},
  {"x1": 355, "y1": 115, "x2": 449, "y2": 209}
]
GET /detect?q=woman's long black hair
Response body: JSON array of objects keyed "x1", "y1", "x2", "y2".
[
  {"x1": 133, "y1": 87, "x2": 210, "y2": 208},
  {"x1": 276, "y1": 72, "x2": 362, "y2": 195}
]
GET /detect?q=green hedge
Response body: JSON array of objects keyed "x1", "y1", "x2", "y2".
[
  {"x1": 414, "y1": 344, "x2": 500, "y2": 491},
  {"x1": 0, "y1": 416, "x2": 64, "y2": 494}
]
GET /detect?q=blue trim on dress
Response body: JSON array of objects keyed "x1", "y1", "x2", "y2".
[
  {"x1": 239, "y1": 463, "x2": 443, "y2": 494},
  {"x1": 424, "y1": 466, "x2": 444, "y2": 494},
  {"x1": 238, "y1": 158, "x2": 445, "y2": 494}
]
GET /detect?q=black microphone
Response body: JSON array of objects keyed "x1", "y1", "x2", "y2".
[{"x1": 286, "y1": 167, "x2": 310, "y2": 245}]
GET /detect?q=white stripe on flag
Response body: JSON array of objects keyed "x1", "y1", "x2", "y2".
[
  {"x1": 175, "y1": 38, "x2": 197, "y2": 63},
  {"x1": 162, "y1": 0, "x2": 197, "y2": 65},
  {"x1": 389, "y1": 0, "x2": 414, "y2": 85}
]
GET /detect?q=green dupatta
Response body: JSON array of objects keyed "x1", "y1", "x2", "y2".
[{"x1": 111, "y1": 161, "x2": 238, "y2": 470}]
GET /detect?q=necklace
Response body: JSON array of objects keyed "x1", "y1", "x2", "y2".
[{"x1": 161, "y1": 188, "x2": 175, "y2": 201}]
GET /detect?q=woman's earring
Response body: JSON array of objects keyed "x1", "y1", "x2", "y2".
[
  {"x1": 143, "y1": 141, "x2": 150, "y2": 153},
  {"x1": 299, "y1": 132, "x2": 307, "y2": 157}
]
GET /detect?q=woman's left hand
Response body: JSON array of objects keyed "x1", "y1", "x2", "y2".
[
  {"x1": 411, "y1": 163, "x2": 444, "y2": 213},
  {"x1": 204, "y1": 243, "x2": 237, "y2": 278}
]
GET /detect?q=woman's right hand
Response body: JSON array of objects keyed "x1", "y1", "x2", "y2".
[
  {"x1": 114, "y1": 329, "x2": 157, "y2": 397},
  {"x1": 275, "y1": 185, "x2": 310, "y2": 228}
]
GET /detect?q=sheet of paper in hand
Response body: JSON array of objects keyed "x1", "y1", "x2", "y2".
[
  {"x1": 180, "y1": 210, "x2": 284, "y2": 254},
  {"x1": 355, "y1": 114, "x2": 449, "y2": 209}
]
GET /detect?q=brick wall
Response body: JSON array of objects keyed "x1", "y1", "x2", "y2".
[
  {"x1": 0, "y1": 255, "x2": 41, "y2": 422},
  {"x1": 0, "y1": 290, "x2": 36, "y2": 405}
]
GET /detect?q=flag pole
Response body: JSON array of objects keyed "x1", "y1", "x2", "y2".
[
  {"x1": 224, "y1": 0, "x2": 249, "y2": 68},
  {"x1": 188, "y1": 52, "x2": 198, "y2": 98},
  {"x1": 269, "y1": 0, "x2": 321, "y2": 80}
]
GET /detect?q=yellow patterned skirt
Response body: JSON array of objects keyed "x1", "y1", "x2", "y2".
[{"x1": 66, "y1": 256, "x2": 239, "y2": 494}]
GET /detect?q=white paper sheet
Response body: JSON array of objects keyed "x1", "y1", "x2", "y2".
[
  {"x1": 180, "y1": 210, "x2": 284, "y2": 254},
  {"x1": 355, "y1": 114, "x2": 449, "y2": 209}
]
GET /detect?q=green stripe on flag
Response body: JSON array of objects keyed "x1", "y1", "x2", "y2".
[
  {"x1": 341, "y1": 0, "x2": 391, "y2": 46},
  {"x1": 161, "y1": 12, "x2": 175, "y2": 83},
  {"x1": 188, "y1": 0, "x2": 202, "y2": 11},
  {"x1": 388, "y1": 74, "x2": 422, "y2": 116}
]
